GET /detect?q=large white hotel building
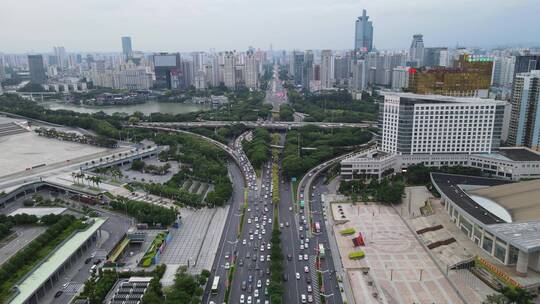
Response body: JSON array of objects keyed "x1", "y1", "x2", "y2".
[{"x1": 341, "y1": 93, "x2": 540, "y2": 181}]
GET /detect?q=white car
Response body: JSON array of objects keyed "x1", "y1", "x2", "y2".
[
  {"x1": 298, "y1": 254, "x2": 303, "y2": 261},
  {"x1": 266, "y1": 278, "x2": 270, "y2": 286},
  {"x1": 280, "y1": 223, "x2": 284, "y2": 228},
  {"x1": 289, "y1": 206, "x2": 293, "y2": 211},
  {"x1": 304, "y1": 266, "x2": 309, "y2": 273},
  {"x1": 301, "y1": 294, "x2": 307, "y2": 303},
  {"x1": 262, "y1": 229, "x2": 266, "y2": 235},
  {"x1": 243, "y1": 239, "x2": 247, "y2": 245},
  {"x1": 305, "y1": 238, "x2": 309, "y2": 243},
  {"x1": 250, "y1": 234, "x2": 254, "y2": 240},
  {"x1": 260, "y1": 255, "x2": 265, "y2": 262},
  {"x1": 225, "y1": 262, "x2": 230, "y2": 269},
  {"x1": 248, "y1": 218, "x2": 252, "y2": 224},
  {"x1": 304, "y1": 254, "x2": 308, "y2": 260},
  {"x1": 300, "y1": 244, "x2": 304, "y2": 250},
  {"x1": 267, "y1": 243, "x2": 271, "y2": 250},
  {"x1": 267, "y1": 254, "x2": 271, "y2": 261},
  {"x1": 257, "y1": 280, "x2": 262, "y2": 288},
  {"x1": 299, "y1": 226, "x2": 303, "y2": 231},
  {"x1": 260, "y1": 245, "x2": 265, "y2": 252},
  {"x1": 296, "y1": 272, "x2": 300, "y2": 280},
  {"x1": 254, "y1": 289, "x2": 259, "y2": 298},
  {"x1": 247, "y1": 296, "x2": 252, "y2": 304},
  {"x1": 258, "y1": 234, "x2": 262, "y2": 240},
  {"x1": 307, "y1": 285, "x2": 312, "y2": 293},
  {"x1": 240, "y1": 294, "x2": 245, "y2": 303}
]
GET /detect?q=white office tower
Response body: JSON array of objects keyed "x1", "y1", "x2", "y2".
[
  {"x1": 207, "y1": 55, "x2": 220, "y2": 87},
  {"x1": 350, "y1": 59, "x2": 367, "y2": 92},
  {"x1": 223, "y1": 52, "x2": 236, "y2": 89},
  {"x1": 244, "y1": 52, "x2": 259, "y2": 89},
  {"x1": 409, "y1": 34, "x2": 424, "y2": 67},
  {"x1": 491, "y1": 56, "x2": 516, "y2": 87},
  {"x1": 380, "y1": 93, "x2": 505, "y2": 155},
  {"x1": 320, "y1": 50, "x2": 334, "y2": 89},
  {"x1": 391, "y1": 66, "x2": 410, "y2": 91}
]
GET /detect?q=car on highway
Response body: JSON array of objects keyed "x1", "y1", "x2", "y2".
[
  {"x1": 300, "y1": 244, "x2": 304, "y2": 250},
  {"x1": 304, "y1": 254, "x2": 308, "y2": 260},
  {"x1": 257, "y1": 280, "x2": 262, "y2": 288},
  {"x1": 248, "y1": 275, "x2": 253, "y2": 283},
  {"x1": 239, "y1": 258, "x2": 244, "y2": 266},
  {"x1": 267, "y1": 254, "x2": 270, "y2": 261},
  {"x1": 254, "y1": 289, "x2": 259, "y2": 298},
  {"x1": 304, "y1": 266, "x2": 309, "y2": 273},
  {"x1": 285, "y1": 222, "x2": 289, "y2": 227},
  {"x1": 240, "y1": 294, "x2": 245, "y2": 303},
  {"x1": 247, "y1": 295, "x2": 252, "y2": 304},
  {"x1": 243, "y1": 239, "x2": 247, "y2": 245},
  {"x1": 266, "y1": 278, "x2": 270, "y2": 286},
  {"x1": 225, "y1": 252, "x2": 230, "y2": 259},
  {"x1": 267, "y1": 243, "x2": 271, "y2": 250},
  {"x1": 250, "y1": 234, "x2": 254, "y2": 240},
  {"x1": 298, "y1": 254, "x2": 303, "y2": 261},
  {"x1": 307, "y1": 285, "x2": 312, "y2": 293},
  {"x1": 301, "y1": 294, "x2": 307, "y2": 303},
  {"x1": 296, "y1": 272, "x2": 300, "y2": 280},
  {"x1": 280, "y1": 223, "x2": 284, "y2": 228},
  {"x1": 258, "y1": 234, "x2": 262, "y2": 240},
  {"x1": 224, "y1": 262, "x2": 230, "y2": 269},
  {"x1": 260, "y1": 245, "x2": 265, "y2": 252},
  {"x1": 307, "y1": 294, "x2": 313, "y2": 303},
  {"x1": 260, "y1": 255, "x2": 265, "y2": 262}
]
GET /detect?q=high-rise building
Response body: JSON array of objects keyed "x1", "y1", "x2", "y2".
[
  {"x1": 320, "y1": 50, "x2": 334, "y2": 89},
  {"x1": 53, "y1": 46, "x2": 67, "y2": 69},
  {"x1": 354, "y1": 9, "x2": 373, "y2": 52},
  {"x1": 223, "y1": 52, "x2": 236, "y2": 89},
  {"x1": 182, "y1": 60, "x2": 194, "y2": 88},
  {"x1": 121, "y1": 37, "x2": 133, "y2": 59},
  {"x1": 302, "y1": 51, "x2": 314, "y2": 90},
  {"x1": 409, "y1": 34, "x2": 424, "y2": 67},
  {"x1": 379, "y1": 93, "x2": 505, "y2": 155},
  {"x1": 423, "y1": 47, "x2": 448, "y2": 67},
  {"x1": 28, "y1": 55, "x2": 47, "y2": 84},
  {"x1": 191, "y1": 52, "x2": 204, "y2": 72},
  {"x1": 334, "y1": 54, "x2": 352, "y2": 87},
  {"x1": 391, "y1": 66, "x2": 410, "y2": 91},
  {"x1": 244, "y1": 51, "x2": 259, "y2": 89},
  {"x1": 350, "y1": 59, "x2": 367, "y2": 92},
  {"x1": 408, "y1": 54, "x2": 493, "y2": 97},
  {"x1": 512, "y1": 55, "x2": 540, "y2": 80},
  {"x1": 507, "y1": 70, "x2": 540, "y2": 150},
  {"x1": 491, "y1": 56, "x2": 516, "y2": 87},
  {"x1": 153, "y1": 53, "x2": 181, "y2": 89},
  {"x1": 0, "y1": 56, "x2": 5, "y2": 81},
  {"x1": 293, "y1": 52, "x2": 304, "y2": 86}
]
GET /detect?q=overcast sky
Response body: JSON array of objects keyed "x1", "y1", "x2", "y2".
[{"x1": 0, "y1": 0, "x2": 538, "y2": 53}]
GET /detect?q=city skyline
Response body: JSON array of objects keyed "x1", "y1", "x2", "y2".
[{"x1": 0, "y1": 0, "x2": 539, "y2": 53}]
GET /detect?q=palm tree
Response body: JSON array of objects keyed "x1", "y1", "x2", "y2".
[{"x1": 93, "y1": 176, "x2": 103, "y2": 189}]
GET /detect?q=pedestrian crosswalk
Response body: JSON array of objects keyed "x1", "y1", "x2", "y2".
[
  {"x1": 64, "y1": 282, "x2": 84, "y2": 294},
  {"x1": 309, "y1": 256, "x2": 321, "y2": 304}
]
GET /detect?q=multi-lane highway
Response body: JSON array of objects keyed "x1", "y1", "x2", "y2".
[{"x1": 265, "y1": 65, "x2": 288, "y2": 114}]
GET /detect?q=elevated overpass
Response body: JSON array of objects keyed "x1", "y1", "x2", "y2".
[{"x1": 138, "y1": 120, "x2": 376, "y2": 130}]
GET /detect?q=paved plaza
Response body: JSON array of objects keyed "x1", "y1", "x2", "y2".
[{"x1": 332, "y1": 203, "x2": 464, "y2": 304}]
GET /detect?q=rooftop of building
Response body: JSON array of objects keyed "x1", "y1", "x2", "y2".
[
  {"x1": 496, "y1": 147, "x2": 540, "y2": 161},
  {"x1": 432, "y1": 173, "x2": 540, "y2": 253},
  {"x1": 9, "y1": 207, "x2": 67, "y2": 218},
  {"x1": 469, "y1": 179, "x2": 540, "y2": 223},
  {"x1": 430, "y1": 172, "x2": 511, "y2": 225},
  {"x1": 9, "y1": 217, "x2": 106, "y2": 304},
  {"x1": 382, "y1": 92, "x2": 506, "y2": 105}
]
